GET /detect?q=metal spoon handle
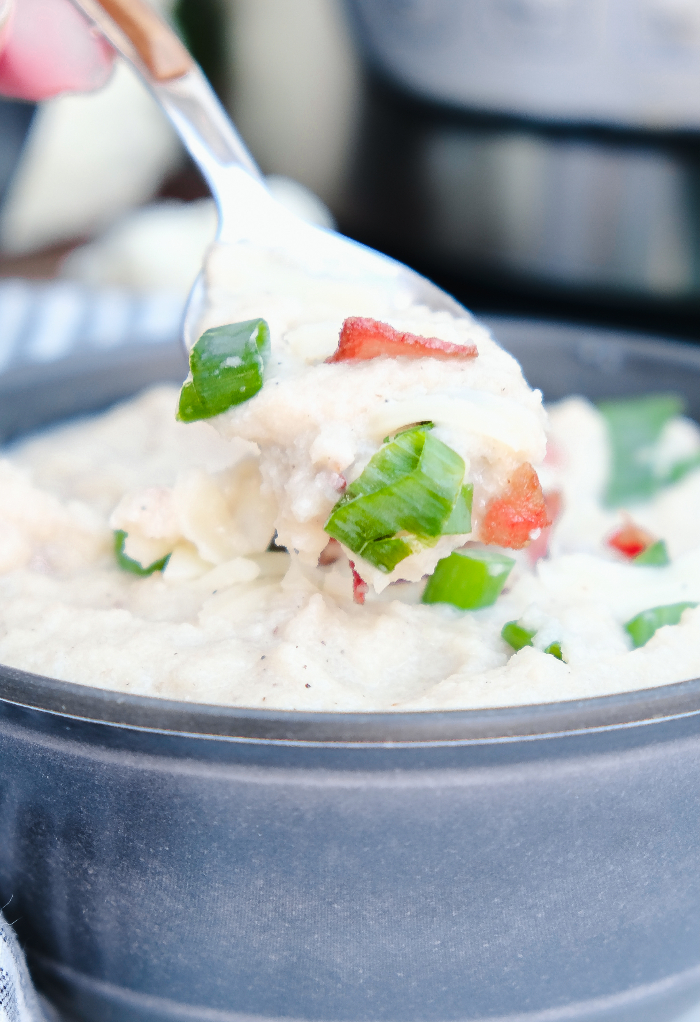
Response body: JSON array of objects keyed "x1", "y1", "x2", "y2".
[
  {"x1": 82, "y1": 0, "x2": 192, "y2": 80},
  {"x1": 70, "y1": 0, "x2": 263, "y2": 188}
]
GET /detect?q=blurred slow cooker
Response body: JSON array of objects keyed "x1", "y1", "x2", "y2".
[{"x1": 342, "y1": 0, "x2": 700, "y2": 336}]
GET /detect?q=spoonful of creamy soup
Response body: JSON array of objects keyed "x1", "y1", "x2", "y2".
[{"x1": 72, "y1": 0, "x2": 550, "y2": 602}]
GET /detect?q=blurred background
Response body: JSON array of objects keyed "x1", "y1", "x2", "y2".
[{"x1": 2, "y1": 0, "x2": 700, "y2": 375}]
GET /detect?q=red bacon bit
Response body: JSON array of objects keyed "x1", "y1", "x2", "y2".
[
  {"x1": 480, "y1": 463, "x2": 551, "y2": 550},
  {"x1": 349, "y1": 560, "x2": 369, "y2": 605},
  {"x1": 543, "y1": 439, "x2": 563, "y2": 468},
  {"x1": 326, "y1": 317, "x2": 478, "y2": 364},
  {"x1": 607, "y1": 522, "x2": 655, "y2": 559},
  {"x1": 318, "y1": 538, "x2": 342, "y2": 566},
  {"x1": 527, "y1": 490, "x2": 563, "y2": 565}
]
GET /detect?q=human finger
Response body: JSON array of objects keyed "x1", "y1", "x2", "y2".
[{"x1": 0, "y1": 0, "x2": 114, "y2": 100}]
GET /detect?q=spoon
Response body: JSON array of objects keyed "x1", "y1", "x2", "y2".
[{"x1": 70, "y1": 0, "x2": 467, "y2": 348}]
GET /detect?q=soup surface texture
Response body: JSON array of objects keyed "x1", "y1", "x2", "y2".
[{"x1": 1, "y1": 248, "x2": 700, "y2": 709}]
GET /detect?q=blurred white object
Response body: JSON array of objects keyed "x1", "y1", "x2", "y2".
[
  {"x1": 230, "y1": 0, "x2": 360, "y2": 210},
  {"x1": 347, "y1": 0, "x2": 700, "y2": 128},
  {"x1": 0, "y1": 59, "x2": 183, "y2": 255},
  {"x1": 60, "y1": 198, "x2": 217, "y2": 296},
  {"x1": 60, "y1": 177, "x2": 335, "y2": 296}
]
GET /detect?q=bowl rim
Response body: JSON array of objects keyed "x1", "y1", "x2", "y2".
[
  {"x1": 1, "y1": 663, "x2": 698, "y2": 745},
  {"x1": 2, "y1": 317, "x2": 700, "y2": 746}
]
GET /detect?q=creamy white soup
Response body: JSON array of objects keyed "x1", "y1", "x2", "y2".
[{"x1": 1, "y1": 246, "x2": 699, "y2": 710}]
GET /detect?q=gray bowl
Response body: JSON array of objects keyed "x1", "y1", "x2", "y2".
[{"x1": 0, "y1": 318, "x2": 699, "y2": 1022}]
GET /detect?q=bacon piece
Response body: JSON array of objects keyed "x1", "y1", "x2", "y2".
[
  {"x1": 543, "y1": 439, "x2": 563, "y2": 468},
  {"x1": 349, "y1": 560, "x2": 368, "y2": 605},
  {"x1": 480, "y1": 463, "x2": 550, "y2": 550},
  {"x1": 527, "y1": 490, "x2": 563, "y2": 565},
  {"x1": 607, "y1": 522, "x2": 655, "y2": 559},
  {"x1": 326, "y1": 317, "x2": 478, "y2": 364},
  {"x1": 318, "y1": 538, "x2": 342, "y2": 566}
]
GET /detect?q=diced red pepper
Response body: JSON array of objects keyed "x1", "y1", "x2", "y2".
[
  {"x1": 326, "y1": 317, "x2": 478, "y2": 364},
  {"x1": 480, "y1": 463, "x2": 551, "y2": 550},
  {"x1": 607, "y1": 522, "x2": 655, "y2": 559},
  {"x1": 349, "y1": 560, "x2": 369, "y2": 605},
  {"x1": 527, "y1": 490, "x2": 563, "y2": 565}
]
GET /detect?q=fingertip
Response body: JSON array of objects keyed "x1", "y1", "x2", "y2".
[{"x1": 0, "y1": 0, "x2": 116, "y2": 101}]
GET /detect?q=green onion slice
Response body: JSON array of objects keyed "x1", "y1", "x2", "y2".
[
  {"x1": 114, "y1": 530, "x2": 171, "y2": 577},
  {"x1": 383, "y1": 421, "x2": 433, "y2": 444},
  {"x1": 502, "y1": 620, "x2": 566, "y2": 660},
  {"x1": 544, "y1": 641, "x2": 564, "y2": 661},
  {"x1": 633, "y1": 539, "x2": 670, "y2": 566},
  {"x1": 624, "y1": 601, "x2": 698, "y2": 648},
  {"x1": 597, "y1": 394, "x2": 697, "y2": 506},
  {"x1": 177, "y1": 318, "x2": 271, "y2": 422},
  {"x1": 441, "y1": 484, "x2": 474, "y2": 535},
  {"x1": 502, "y1": 620, "x2": 536, "y2": 651},
  {"x1": 324, "y1": 426, "x2": 470, "y2": 572},
  {"x1": 422, "y1": 548, "x2": 515, "y2": 610}
]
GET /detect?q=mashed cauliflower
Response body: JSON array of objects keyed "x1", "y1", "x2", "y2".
[{"x1": 1, "y1": 249, "x2": 700, "y2": 710}]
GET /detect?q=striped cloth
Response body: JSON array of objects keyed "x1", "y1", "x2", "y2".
[
  {"x1": 0, "y1": 278, "x2": 185, "y2": 374},
  {"x1": 0, "y1": 918, "x2": 51, "y2": 1022}
]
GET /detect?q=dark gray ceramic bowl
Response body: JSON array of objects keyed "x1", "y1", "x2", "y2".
[{"x1": 0, "y1": 319, "x2": 698, "y2": 1022}]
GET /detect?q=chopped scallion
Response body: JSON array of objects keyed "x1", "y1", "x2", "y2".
[
  {"x1": 383, "y1": 421, "x2": 433, "y2": 444},
  {"x1": 422, "y1": 548, "x2": 515, "y2": 610},
  {"x1": 501, "y1": 620, "x2": 536, "y2": 651},
  {"x1": 624, "y1": 601, "x2": 698, "y2": 648},
  {"x1": 114, "y1": 531, "x2": 171, "y2": 577},
  {"x1": 325, "y1": 426, "x2": 470, "y2": 572},
  {"x1": 633, "y1": 539, "x2": 670, "y2": 566},
  {"x1": 502, "y1": 622, "x2": 565, "y2": 660},
  {"x1": 666, "y1": 452, "x2": 700, "y2": 484},
  {"x1": 544, "y1": 641, "x2": 564, "y2": 660},
  {"x1": 359, "y1": 535, "x2": 416, "y2": 574},
  {"x1": 177, "y1": 318, "x2": 270, "y2": 422},
  {"x1": 441, "y1": 484, "x2": 473, "y2": 535},
  {"x1": 598, "y1": 394, "x2": 692, "y2": 506}
]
